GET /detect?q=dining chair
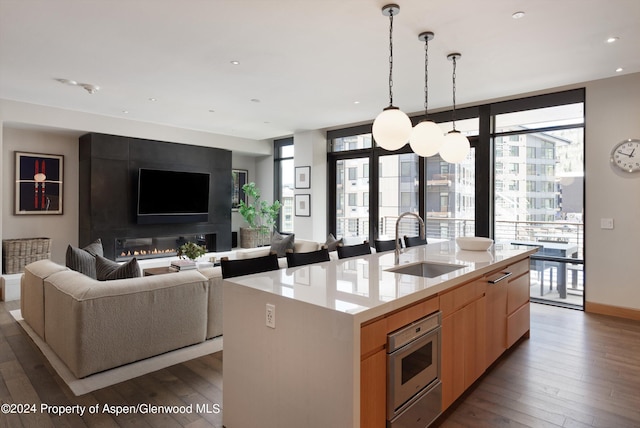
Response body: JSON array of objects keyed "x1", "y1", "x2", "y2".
[
  {"x1": 403, "y1": 235, "x2": 428, "y2": 248},
  {"x1": 336, "y1": 241, "x2": 372, "y2": 259},
  {"x1": 285, "y1": 247, "x2": 330, "y2": 268},
  {"x1": 374, "y1": 239, "x2": 401, "y2": 253},
  {"x1": 220, "y1": 252, "x2": 280, "y2": 279}
]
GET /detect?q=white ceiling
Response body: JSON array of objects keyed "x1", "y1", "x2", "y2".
[{"x1": 1, "y1": 0, "x2": 639, "y2": 141}]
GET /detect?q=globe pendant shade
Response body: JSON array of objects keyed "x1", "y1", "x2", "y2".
[
  {"x1": 372, "y1": 107, "x2": 412, "y2": 151},
  {"x1": 409, "y1": 120, "x2": 445, "y2": 157},
  {"x1": 440, "y1": 130, "x2": 470, "y2": 163}
]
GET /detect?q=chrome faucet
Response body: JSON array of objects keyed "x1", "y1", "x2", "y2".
[{"x1": 395, "y1": 212, "x2": 426, "y2": 265}]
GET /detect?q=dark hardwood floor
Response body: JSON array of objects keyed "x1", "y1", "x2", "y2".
[{"x1": 1, "y1": 299, "x2": 639, "y2": 427}]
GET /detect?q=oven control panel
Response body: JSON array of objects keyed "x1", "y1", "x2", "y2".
[{"x1": 387, "y1": 311, "x2": 441, "y2": 352}]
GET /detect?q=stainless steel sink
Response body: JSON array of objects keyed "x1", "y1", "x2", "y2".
[{"x1": 386, "y1": 261, "x2": 466, "y2": 278}]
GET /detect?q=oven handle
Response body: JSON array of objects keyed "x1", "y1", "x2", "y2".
[{"x1": 488, "y1": 271, "x2": 512, "y2": 284}]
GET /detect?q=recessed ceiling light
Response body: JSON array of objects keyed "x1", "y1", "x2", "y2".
[
  {"x1": 231, "y1": 60, "x2": 240, "y2": 65},
  {"x1": 79, "y1": 83, "x2": 100, "y2": 94},
  {"x1": 208, "y1": 109, "x2": 215, "y2": 113},
  {"x1": 512, "y1": 11, "x2": 525, "y2": 19},
  {"x1": 148, "y1": 97, "x2": 157, "y2": 102},
  {"x1": 616, "y1": 67, "x2": 624, "y2": 73},
  {"x1": 56, "y1": 78, "x2": 77, "y2": 86},
  {"x1": 606, "y1": 37, "x2": 619, "y2": 43},
  {"x1": 354, "y1": 101, "x2": 361, "y2": 104},
  {"x1": 251, "y1": 99, "x2": 260, "y2": 103},
  {"x1": 122, "y1": 110, "x2": 129, "y2": 114}
]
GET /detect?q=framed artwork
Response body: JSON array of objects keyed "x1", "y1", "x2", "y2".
[
  {"x1": 295, "y1": 166, "x2": 311, "y2": 189},
  {"x1": 15, "y1": 152, "x2": 63, "y2": 215},
  {"x1": 232, "y1": 169, "x2": 248, "y2": 211},
  {"x1": 295, "y1": 194, "x2": 311, "y2": 217}
]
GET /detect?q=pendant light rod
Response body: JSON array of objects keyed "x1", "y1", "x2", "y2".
[
  {"x1": 382, "y1": 4, "x2": 400, "y2": 107},
  {"x1": 409, "y1": 30, "x2": 444, "y2": 158},
  {"x1": 373, "y1": 3, "x2": 412, "y2": 151},
  {"x1": 418, "y1": 31, "x2": 434, "y2": 121},
  {"x1": 441, "y1": 52, "x2": 470, "y2": 164},
  {"x1": 447, "y1": 52, "x2": 461, "y2": 130}
]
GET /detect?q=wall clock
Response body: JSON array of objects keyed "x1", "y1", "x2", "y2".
[{"x1": 610, "y1": 139, "x2": 640, "y2": 173}]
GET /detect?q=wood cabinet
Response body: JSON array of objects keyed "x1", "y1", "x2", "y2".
[
  {"x1": 440, "y1": 279, "x2": 486, "y2": 409},
  {"x1": 486, "y1": 258, "x2": 531, "y2": 367},
  {"x1": 360, "y1": 296, "x2": 438, "y2": 428},
  {"x1": 506, "y1": 259, "x2": 531, "y2": 347},
  {"x1": 485, "y1": 271, "x2": 508, "y2": 366},
  {"x1": 360, "y1": 349, "x2": 386, "y2": 428},
  {"x1": 359, "y1": 256, "x2": 531, "y2": 426}
]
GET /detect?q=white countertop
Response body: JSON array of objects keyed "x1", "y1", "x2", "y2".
[{"x1": 224, "y1": 240, "x2": 537, "y2": 323}]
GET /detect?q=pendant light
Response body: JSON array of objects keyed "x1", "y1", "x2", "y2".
[
  {"x1": 409, "y1": 31, "x2": 445, "y2": 157},
  {"x1": 372, "y1": 4, "x2": 412, "y2": 151},
  {"x1": 439, "y1": 53, "x2": 470, "y2": 163}
]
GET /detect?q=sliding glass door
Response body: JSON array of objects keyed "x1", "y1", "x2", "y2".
[{"x1": 493, "y1": 102, "x2": 585, "y2": 308}]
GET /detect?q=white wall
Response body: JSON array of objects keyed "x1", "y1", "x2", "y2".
[
  {"x1": 293, "y1": 130, "x2": 328, "y2": 242},
  {"x1": 584, "y1": 72, "x2": 640, "y2": 311},
  {"x1": 0, "y1": 99, "x2": 270, "y2": 155},
  {"x1": 1, "y1": 127, "x2": 79, "y2": 263}
]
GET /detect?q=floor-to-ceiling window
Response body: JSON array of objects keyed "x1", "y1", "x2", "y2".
[
  {"x1": 492, "y1": 96, "x2": 585, "y2": 308},
  {"x1": 328, "y1": 110, "x2": 480, "y2": 246},
  {"x1": 327, "y1": 88, "x2": 585, "y2": 309},
  {"x1": 274, "y1": 137, "x2": 294, "y2": 233},
  {"x1": 423, "y1": 116, "x2": 479, "y2": 240},
  {"x1": 330, "y1": 130, "x2": 373, "y2": 243}
]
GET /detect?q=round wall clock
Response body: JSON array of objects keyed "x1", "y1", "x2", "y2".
[{"x1": 610, "y1": 139, "x2": 640, "y2": 173}]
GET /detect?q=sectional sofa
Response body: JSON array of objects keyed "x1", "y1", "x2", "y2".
[
  {"x1": 19, "y1": 239, "x2": 328, "y2": 379},
  {"x1": 21, "y1": 259, "x2": 223, "y2": 378}
]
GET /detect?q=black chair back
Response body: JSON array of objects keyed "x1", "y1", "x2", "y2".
[
  {"x1": 285, "y1": 248, "x2": 330, "y2": 268},
  {"x1": 221, "y1": 253, "x2": 280, "y2": 279},
  {"x1": 337, "y1": 241, "x2": 372, "y2": 259},
  {"x1": 374, "y1": 239, "x2": 401, "y2": 253},
  {"x1": 404, "y1": 235, "x2": 428, "y2": 248}
]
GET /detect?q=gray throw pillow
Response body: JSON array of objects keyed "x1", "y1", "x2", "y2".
[
  {"x1": 324, "y1": 234, "x2": 343, "y2": 252},
  {"x1": 96, "y1": 255, "x2": 141, "y2": 281},
  {"x1": 65, "y1": 238, "x2": 104, "y2": 279},
  {"x1": 270, "y1": 232, "x2": 295, "y2": 257}
]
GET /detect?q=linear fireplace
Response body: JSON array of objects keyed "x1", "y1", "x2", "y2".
[{"x1": 115, "y1": 234, "x2": 217, "y2": 261}]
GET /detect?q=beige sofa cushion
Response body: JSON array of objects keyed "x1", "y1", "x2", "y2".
[
  {"x1": 236, "y1": 247, "x2": 271, "y2": 259},
  {"x1": 235, "y1": 239, "x2": 321, "y2": 260},
  {"x1": 294, "y1": 240, "x2": 321, "y2": 253},
  {"x1": 44, "y1": 269, "x2": 209, "y2": 378},
  {"x1": 20, "y1": 259, "x2": 68, "y2": 340},
  {"x1": 198, "y1": 266, "x2": 223, "y2": 339}
]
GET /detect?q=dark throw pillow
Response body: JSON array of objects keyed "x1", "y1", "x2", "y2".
[
  {"x1": 96, "y1": 255, "x2": 141, "y2": 281},
  {"x1": 324, "y1": 234, "x2": 343, "y2": 252},
  {"x1": 65, "y1": 238, "x2": 104, "y2": 279},
  {"x1": 270, "y1": 231, "x2": 295, "y2": 258}
]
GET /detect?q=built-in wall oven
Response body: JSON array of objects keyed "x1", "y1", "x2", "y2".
[{"x1": 387, "y1": 311, "x2": 442, "y2": 428}]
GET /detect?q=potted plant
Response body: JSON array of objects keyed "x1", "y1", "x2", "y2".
[
  {"x1": 238, "y1": 182, "x2": 282, "y2": 248},
  {"x1": 177, "y1": 242, "x2": 207, "y2": 261}
]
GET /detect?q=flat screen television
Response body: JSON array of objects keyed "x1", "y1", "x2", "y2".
[{"x1": 137, "y1": 168, "x2": 210, "y2": 224}]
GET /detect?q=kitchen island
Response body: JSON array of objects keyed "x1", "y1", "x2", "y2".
[{"x1": 222, "y1": 240, "x2": 537, "y2": 428}]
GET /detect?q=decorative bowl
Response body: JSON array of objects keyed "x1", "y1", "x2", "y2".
[{"x1": 455, "y1": 236, "x2": 493, "y2": 251}]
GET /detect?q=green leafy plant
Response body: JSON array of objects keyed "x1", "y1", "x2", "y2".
[
  {"x1": 177, "y1": 242, "x2": 207, "y2": 261},
  {"x1": 238, "y1": 182, "x2": 282, "y2": 236}
]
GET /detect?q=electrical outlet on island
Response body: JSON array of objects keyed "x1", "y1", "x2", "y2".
[{"x1": 266, "y1": 303, "x2": 276, "y2": 329}]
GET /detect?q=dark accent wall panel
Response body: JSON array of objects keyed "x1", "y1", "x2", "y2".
[{"x1": 79, "y1": 133, "x2": 232, "y2": 259}]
